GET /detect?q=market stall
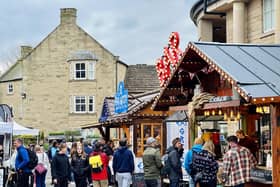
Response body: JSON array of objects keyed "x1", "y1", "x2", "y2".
[
  {"x1": 0, "y1": 104, "x2": 13, "y2": 186},
  {"x1": 152, "y1": 41, "x2": 280, "y2": 186}
]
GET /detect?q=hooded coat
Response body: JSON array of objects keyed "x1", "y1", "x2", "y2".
[
  {"x1": 113, "y1": 146, "x2": 134, "y2": 174},
  {"x1": 184, "y1": 144, "x2": 203, "y2": 174},
  {"x1": 166, "y1": 146, "x2": 183, "y2": 181}
]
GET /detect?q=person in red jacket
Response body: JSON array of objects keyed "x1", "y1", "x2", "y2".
[{"x1": 89, "y1": 142, "x2": 109, "y2": 187}]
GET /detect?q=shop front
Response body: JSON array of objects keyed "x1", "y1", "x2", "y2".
[
  {"x1": 152, "y1": 41, "x2": 280, "y2": 186},
  {"x1": 85, "y1": 87, "x2": 168, "y2": 173}
]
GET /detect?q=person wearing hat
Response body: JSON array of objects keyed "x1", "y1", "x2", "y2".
[
  {"x1": 143, "y1": 137, "x2": 163, "y2": 187},
  {"x1": 165, "y1": 137, "x2": 184, "y2": 187}
]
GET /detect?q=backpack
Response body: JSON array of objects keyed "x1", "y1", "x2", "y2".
[
  {"x1": 160, "y1": 154, "x2": 171, "y2": 177},
  {"x1": 26, "y1": 148, "x2": 38, "y2": 170},
  {"x1": 89, "y1": 154, "x2": 103, "y2": 173}
]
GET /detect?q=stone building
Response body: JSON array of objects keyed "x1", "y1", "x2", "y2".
[
  {"x1": 190, "y1": 0, "x2": 280, "y2": 43},
  {"x1": 0, "y1": 8, "x2": 127, "y2": 133}
]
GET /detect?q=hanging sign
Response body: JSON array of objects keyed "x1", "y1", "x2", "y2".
[
  {"x1": 114, "y1": 81, "x2": 128, "y2": 114},
  {"x1": 156, "y1": 32, "x2": 182, "y2": 87}
]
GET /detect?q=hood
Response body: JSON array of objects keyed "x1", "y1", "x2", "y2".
[
  {"x1": 191, "y1": 144, "x2": 203, "y2": 152},
  {"x1": 118, "y1": 146, "x2": 128, "y2": 153},
  {"x1": 166, "y1": 146, "x2": 175, "y2": 154}
]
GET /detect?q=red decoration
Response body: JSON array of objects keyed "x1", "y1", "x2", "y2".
[{"x1": 156, "y1": 32, "x2": 182, "y2": 87}]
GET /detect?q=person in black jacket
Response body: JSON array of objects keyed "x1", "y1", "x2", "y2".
[
  {"x1": 167, "y1": 137, "x2": 183, "y2": 187},
  {"x1": 51, "y1": 143, "x2": 71, "y2": 187},
  {"x1": 71, "y1": 143, "x2": 92, "y2": 187}
]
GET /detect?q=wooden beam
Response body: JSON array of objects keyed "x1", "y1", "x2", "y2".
[
  {"x1": 271, "y1": 103, "x2": 280, "y2": 187},
  {"x1": 169, "y1": 105, "x2": 188, "y2": 111},
  {"x1": 203, "y1": 100, "x2": 240, "y2": 109},
  {"x1": 252, "y1": 96, "x2": 280, "y2": 105}
]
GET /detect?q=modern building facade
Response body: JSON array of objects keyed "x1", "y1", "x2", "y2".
[
  {"x1": 0, "y1": 8, "x2": 127, "y2": 133},
  {"x1": 190, "y1": 0, "x2": 280, "y2": 44}
]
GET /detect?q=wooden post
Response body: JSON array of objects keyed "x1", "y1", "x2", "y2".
[{"x1": 271, "y1": 103, "x2": 280, "y2": 186}]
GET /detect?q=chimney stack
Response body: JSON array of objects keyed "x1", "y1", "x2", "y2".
[
  {"x1": 60, "y1": 8, "x2": 77, "y2": 25},
  {"x1": 20, "y1": 46, "x2": 33, "y2": 59}
]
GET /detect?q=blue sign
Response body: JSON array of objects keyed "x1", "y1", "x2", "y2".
[
  {"x1": 114, "y1": 81, "x2": 128, "y2": 114},
  {"x1": 99, "y1": 100, "x2": 109, "y2": 123}
]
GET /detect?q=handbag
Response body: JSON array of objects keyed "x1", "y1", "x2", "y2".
[
  {"x1": 35, "y1": 163, "x2": 47, "y2": 174},
  {"x1": 194, "y1": 171, "x2": 203, "y2": 182}
]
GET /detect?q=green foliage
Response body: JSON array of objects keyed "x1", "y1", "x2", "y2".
[{"x1": 49, "y1": 132, "x2": 65, "y2": 136}]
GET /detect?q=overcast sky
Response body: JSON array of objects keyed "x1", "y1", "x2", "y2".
[{"x1": 0, "y1": 0, "x2": 198, "y2": 71}]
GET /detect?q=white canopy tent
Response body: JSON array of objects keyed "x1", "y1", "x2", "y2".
[{"x1": 12, "y1": 121, "x2": 39, "y2": 136}]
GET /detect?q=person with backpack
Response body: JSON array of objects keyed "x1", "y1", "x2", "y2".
[
  {"x1": 113, "y1": 138, "x2": 135, "y2": 187},
  {"x1": 14, "y1": 138, "x2": 32, "y2": 187},
  {"x1": 89, "y1": 141, "x2": 109, "y2": 187},
  {"x1": 143, "y1": 137, "x2": 162, "y2": 187},
  {"x1": 166, "y1": 137, "x2": 184, "y2": 187},
  {"x1": 184, "y1": 137, "x2": 204, "y2": 187},
  {"x1": 51, "y1": 143, "x2": 71, "y2": 187}
]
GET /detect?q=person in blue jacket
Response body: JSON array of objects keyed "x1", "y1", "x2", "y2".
[
  {"x1": 184, "y1": 137, "x2": 204, "y2": 187},
  {"x1": 113, "y1": 138, "x2": 135, "y2": 187},
  {"x1": 14, "y1": 138, "x2": 32, "y2": 186}
]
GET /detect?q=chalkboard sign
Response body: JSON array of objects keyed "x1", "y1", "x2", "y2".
[
  {"x1": 250, "y1": 168, "x2": 272, "y2": 183},
  {"x1": 132, "y1": 173, "x2": 146, "y2": 187}
]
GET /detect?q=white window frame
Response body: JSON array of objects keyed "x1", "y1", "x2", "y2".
[
  {"x1": 7, "y1": 83, "x2": 13, "y2": 94},
  {"x1": 74, "y1": 96, "x2": 86, "y2": 113},
  {"x1": 88, "y1": 96, "x2": 95, "y2": 113},
  {"x1": 74, "y1": 63, "x2": 86, "y2": 80},
  {"x1": 263, "y1": 0, "x2": 275, "y2": 33},
  {"x1": 71, "y1": 61, "x2": 96, "y2": 80},
  {"x1": 88, "y1": 62, "x2": 95, "y2": 80}
]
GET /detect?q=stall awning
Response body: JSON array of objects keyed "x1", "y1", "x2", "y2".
[
  {"x1": 99, "y1": 89, "x2": 160, "y2": 126},
  {"x1": 0, "y1": 122, "x2": 13, "y2": 134}
]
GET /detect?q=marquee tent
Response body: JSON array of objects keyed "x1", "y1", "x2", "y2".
[{"x1": 12, "y1": 121, "x2": 39, "y2": 136}]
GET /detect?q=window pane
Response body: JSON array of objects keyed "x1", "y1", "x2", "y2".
[
  {"x1": 88, "y1": 62, "x2": 95, "y2": 80},
  {"x1": 81, "y1": 71, "x2": 85, "y2": 78},
  {"x1": 75, "y1": 63, "x2": 86, "y2": 79},
  {"x1": 75, "y1": 96, "x2": 86, "y2": 112},
  {"x1": 263, "y1": 0, "x2": 275, "y2": 32},
  {"x1": 89, "y1": 96, "x2": 94, "y2": 112}
]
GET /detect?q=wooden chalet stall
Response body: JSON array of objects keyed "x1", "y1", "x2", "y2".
[
  {"x1": 152, "y1": 41, "x2": 280, "y2": 186},
  {"x1": 98, "y1": 90, "x2": 168, "y2": 157}
]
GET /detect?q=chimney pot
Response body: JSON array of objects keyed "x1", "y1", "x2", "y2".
[{"x1": 60, "y1": 8, "x2": 77, "y2": 25}]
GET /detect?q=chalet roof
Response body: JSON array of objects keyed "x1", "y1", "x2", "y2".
[
  {"x1": 193, "y1": 42, "x2": 280, "y2": 98},
  {"x1": 99, "y1": 89, "x2": 160, "y2": 125},
  {"x1": 152, "y1": 42, "x2": 280, "y2": 110},
  {"x1": 124, "y1": 64, "x2": 160, "y2": 94}
]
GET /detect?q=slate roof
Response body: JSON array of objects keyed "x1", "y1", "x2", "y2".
[
  {"x1": 67, "y1": 50, "x2": 98, "y2": 61},
  {"x1": 124, "y1": 64, "x2": 160, "y2": 94},
  {"x1": 193, "y1": 42, "x2": 280, "y2": 98},
  {"x1": 99, "y1": 89, "x2": 159, "y2": 124}
]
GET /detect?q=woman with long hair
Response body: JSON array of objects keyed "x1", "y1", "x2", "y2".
[
  {"x1": 34, "y1": 145, "x2": 49, "y2": 187},
  {"x1": 191, "y1": 140, "x2": 218, "y2": 187},
  {"x1": 71, "y1": 143, "x2": 91, "y2": 187}
]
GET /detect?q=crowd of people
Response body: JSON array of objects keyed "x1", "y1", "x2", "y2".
[
  {"x1": 10, "y1": 137, "x2": 135, "y2": 187},
  {"x1": 142, "y1": 129, "x2": 257, "y2": 187},
  {"x1": 9, "y1": 128, "x2": 258, "y2": 187}
]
